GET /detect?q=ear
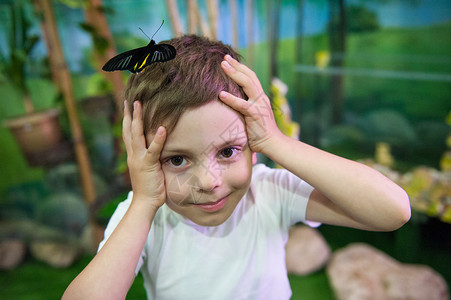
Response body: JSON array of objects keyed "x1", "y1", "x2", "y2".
[{"x1": 252, "y1": 152, "x2": 257, "y2": 165}]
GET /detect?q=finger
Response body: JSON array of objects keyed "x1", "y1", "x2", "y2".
[
  {"x1": 219, "y1": 91, "x2": 252, "y2": 116},
  {"x1": 122, "y1": 100, "x2": 132, "y2": 153},
  {"x1": 131, "y1": 101, "x2": 147, "y2": 151},
  {"x1": 221, "y1": 59, "x2": 262, "y2": 99},
  {"x1": 224, "y1": 55, "x2": 263, "y2": 91},
  {"x1": 224, "y1": 54, "x2": 259, "y2": 82},
  {"x1": 146, "y1": 126, "x2": 167, "y2": 164},
  {"x1": 220, "y1": 90, "x2": 274, "y2": 124}
]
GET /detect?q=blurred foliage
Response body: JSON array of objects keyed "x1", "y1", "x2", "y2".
[
  {"x1": 403, "y1": 167, "x2": 451, "y2": 223},
  {"x1": 79, "y1": 22, "x2": 109, "y2": 55},
  {"x1": 346, "y1": 5, "x2": 380, "y2": 33},
  {"x1": 0, "y1": 181, "x2": 50, "y2": 221},
  {"x1": 0, "y1": 1, "x2": 39, "y2": 93},
  {"x1": 440, "y1": 111, "x2": 451, "y2": 172},
  {"x1": 45, "y1": 163, "x2": 108, "y2": 198},
  {"x1": 85, "y1": 73, "x2": 113, "y2": 97},
  {"x1": 58, "y1": 0, "x2": 87, "y2": 9},
  {"x1": 328, "y1": 4, "x2": 380, "y2": 34}
]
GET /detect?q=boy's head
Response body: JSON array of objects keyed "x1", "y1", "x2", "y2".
[
  {"x1": 124, "y1": 35, "x2": 255, "y2": 226},
  {"x1": 124, "y1": 35, "x2": 246, "y2": 135}
]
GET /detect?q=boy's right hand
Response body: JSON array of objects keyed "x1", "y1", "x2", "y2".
[{"x1": 123, "y1": 101, "x2": 167, "y2": 210}]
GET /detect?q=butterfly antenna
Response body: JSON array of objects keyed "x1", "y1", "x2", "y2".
[
  {"x1": 150, "y1": 20, "x2": 165, "y2": 40},
  {"x1": 139, "y1": 27, "x2": 151, "y2": 40}
]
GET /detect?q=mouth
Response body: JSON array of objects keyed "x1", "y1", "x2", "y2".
[{"x1": 194, "y1": 194, "x2": 230, "y2": 212}]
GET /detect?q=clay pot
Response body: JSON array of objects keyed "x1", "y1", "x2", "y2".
[{"x1": 4, "y1": 108, "x2": 72, "y2": 167}]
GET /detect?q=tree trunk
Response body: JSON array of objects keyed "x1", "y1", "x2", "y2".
[
  {"x1": 267, "y1": 0, "x2": 281, "y2": 82},
  {"x1": 33, "y1": 0, "x2": 101, "y2": 249},
  {"x1": 328, "y1": 0, "x2": 347, "y2": 124},
  {"x1": 294, "y1": 0, "x2": 305, "y2": 99}
]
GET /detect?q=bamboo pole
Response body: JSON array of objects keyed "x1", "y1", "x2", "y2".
[
  {"x1": 33, "y1": 0, "x2": 100, "y2": 248},
  {"x1": 191, "y1": 0, "x2": 211, "y2": 38},
  {"x1": 165, "y1": 0, "x2": 184, "y2": 36},
  {"x1": 229, "y1": 0, "x2": 238, "y2": 48},
  {"x1": 188, "y1": 0, "x2": 197, "y2": 34},
  {"x1": 206, "y1": 0, "x2": 218, "y2": 40},
  {"x1": 84, "y1": 0, "x2": 125, "y2": 116},
  {"x1": 246, "y1": 0, "x2": 254, "y2": 68}
]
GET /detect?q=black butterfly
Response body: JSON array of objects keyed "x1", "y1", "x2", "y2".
[{"x1": 102, "y1": 21, "x2": 176, "y2": 73}]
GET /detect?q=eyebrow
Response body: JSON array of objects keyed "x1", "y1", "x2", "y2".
[
  {"x1": 217, "y1": 136, "x2": 248, "y2": 149},
  {"x1": 162, "y1": 136, "x2": 248, "y2": 157}
]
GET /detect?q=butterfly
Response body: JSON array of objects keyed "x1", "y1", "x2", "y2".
[{"x1": 102, "y1": 21, "x2": 176, "y2": 73}]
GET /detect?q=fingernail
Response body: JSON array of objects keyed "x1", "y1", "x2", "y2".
[
  {"x1": 156, "y1": 126, "x2": 164, "y2": 135},
  {"x1": 219, "y1": 91, "x2": 227, "y2": 99},
  {"x1": 133, "y1": 101, "x2": 138, "y2": 110},
  {"x1": 222, "y1": 60, "x2": 231, "y2": 69},
  {"x1": 225, "y1": 54, "x2": 233, "y2": 61}
]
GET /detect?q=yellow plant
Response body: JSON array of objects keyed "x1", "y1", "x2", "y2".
[
  {"x1": 271, "y1": 78, "x2": 300, "y2": 140},
  {"x1": 315, "y1": 50, "x2": 330, "y2": 69},
  {"x1": 375, "y1": 142, "x2": 394, "y2": 167}
]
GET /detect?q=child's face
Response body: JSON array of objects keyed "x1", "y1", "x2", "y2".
[{"x1": 148, "y1": 100, "x2": 254, "y2": 226}]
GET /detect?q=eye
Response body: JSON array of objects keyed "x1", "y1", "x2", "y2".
[
  {"x1": 168, "y1": 156, "x2": 186, "y2": 167},
  {"x1": 219, "y1": 147, "x2": 237, "y2": 159}
]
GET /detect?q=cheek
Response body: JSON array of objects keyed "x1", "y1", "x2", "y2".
[
  {"x1": 164, "y1": 171, "x2": 196, "y2": 205},
  {"x1": 225, "y1": 157, "x2": 253, "y2": 189}
]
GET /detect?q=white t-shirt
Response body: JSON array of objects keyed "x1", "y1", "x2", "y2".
[{"x1": 99, "y1": 164, "x2": 314, "y2": 300}]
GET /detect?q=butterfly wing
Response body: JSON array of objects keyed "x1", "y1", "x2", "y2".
[
  {"x1": 132, "y1": 43, "x2": 176, "y2": 73},
  {"x1": 102, "y1": 46, "x2": 148, "y2": 73},
  {"x1": 102, "y1": 42, "x2": 176, "y2": 73},
  {"x1": 150, "y1": 43, "x2": 177, "y2": 64}
]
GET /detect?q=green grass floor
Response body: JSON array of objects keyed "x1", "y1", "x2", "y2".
[
  {"x1": 1, "y1": 217, "x2": 449, "y2": 299},
  {"x1": 0, "y1": 256, "x2": 335, "y2": 300}
]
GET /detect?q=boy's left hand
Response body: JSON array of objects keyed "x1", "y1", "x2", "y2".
[{"x1": 219, "y1": 55, "x2": 281, "y2": 154}]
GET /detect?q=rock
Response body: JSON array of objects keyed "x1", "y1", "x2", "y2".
[
  {"x1": 327, "y1": 243, "x2": 449, "y2": 300},
  {"x1": 0, "y1": 239, "x2": 26, "y2": 270},
  {"x1": 35, "y1": 192, "x2": 88, "y2": 236},
  {"x1": 384, "y1": 264, "x2": 449, "y2": 300},
  {"x1": 285, "y1": 225, "x2": 331, "y2": 275},
  {"x1": 79, "y1": 223, "x2": 106, "y2": 254},
  {"x1": 30, "y1": 241, "x2": 80, "y2": 268}
]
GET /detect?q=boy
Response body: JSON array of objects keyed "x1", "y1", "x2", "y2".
[{"x1": 63, "y1": 35, "x2": 410, "y2": 300}]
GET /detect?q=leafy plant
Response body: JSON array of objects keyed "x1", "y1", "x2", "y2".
[{"x1": 0, "y1": 1, "x2": 40, "y2": 113}]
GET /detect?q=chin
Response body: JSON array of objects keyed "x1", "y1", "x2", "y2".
[{"x1": 188, "y1": 212, "x2": 232, "y2": 227}]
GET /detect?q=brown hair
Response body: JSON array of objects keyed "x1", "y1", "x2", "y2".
[{"x1": 124, "y1": 35, "x2": 246, "y2": 135}]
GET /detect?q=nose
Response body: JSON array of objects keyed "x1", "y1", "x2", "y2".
[{"x1": 196, "y1": 160, "x2": 222, "y2": 192}]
